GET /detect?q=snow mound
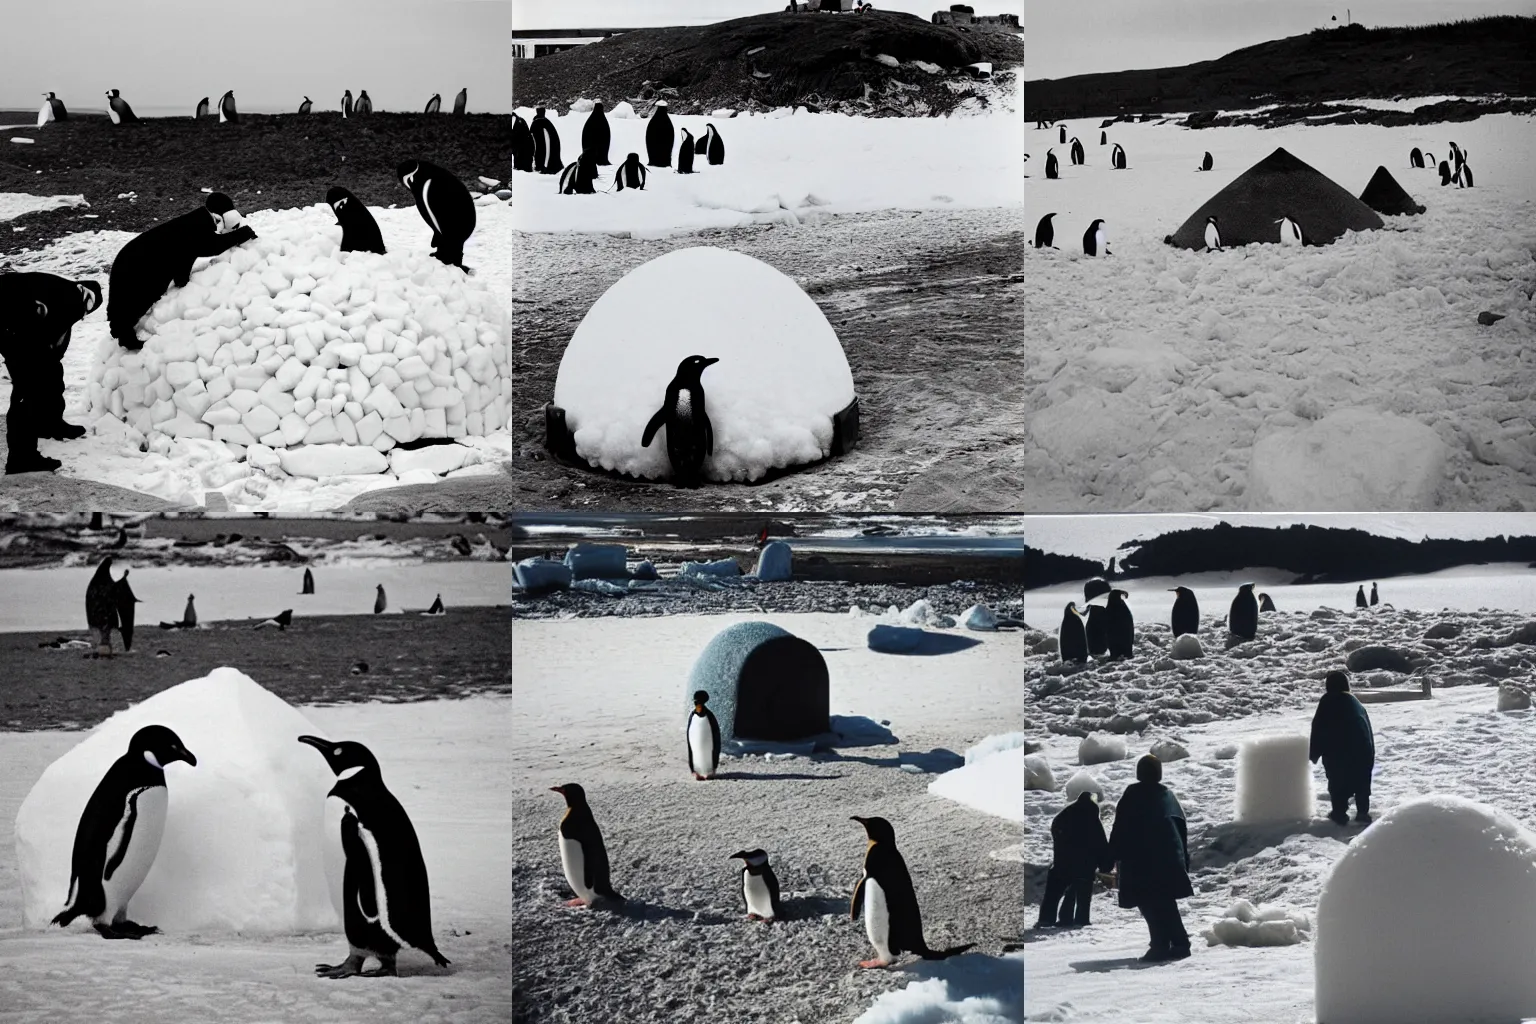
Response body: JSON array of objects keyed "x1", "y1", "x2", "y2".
[
  {"x1": 1150, "y1": 739, "x2": 1190, "y2": 763},
  {"x1": 965, "y1": 732, "x2": 1025, "y2": 765},
  {"x1": 15, "y1": 667, "x2": 337, "y2": 933},
  {"x1": 1023, "y1": 753, "x2": 1055, "y2": 791},
  {"x1": 1235, "y1": 734, "x2": 1314, "y2": 824},
  {"x1": 932, "y1": 747, "x2": 1024, "y2": 822},
  {"x1": 86, "y1": 204, "x2": 509, "y2": 469},
  {"x1": 1497, "y1": 683, "x2": 1531, "y2": 712},
  {"x1": 680, "y1": 558, "x2": 741, "y2": 578},
  {"x1": 1203, "y1": 899, "x2": 1311, "y2": 947},
  {"x1": 552, "y1": 247, "x2": 855, "y2": 483},
  {"x1": 1315, "y1": 795, "x2": 1536, "y2": 1024},
  {"x1": 564, "y1": 543, "x2": 628, "y2": 580},
  {"x1": 1078, "y1": 733, "x2": 1127, "y2": 766},
  {"x1": 1248, "y1": 409, "x2": 1448, "y2": 511},
  {"x1": 1063, "y1": 770, "x2": 1104, "y2": 801},
  {"x1": 610, "y1": 101, "x2": 636, "y2": 119},
  {"x1": 514, "y1": 556, "x2": 572, "y2": 592},
  {"x1": 852, "y1": 953, "x2": 1023, "y2": 1024},
  {"x1": 962, "y1": 604, "x2": 999, "y2": 630},
  {"x1": 753, "y1": 540, "x2": 793, "y2": 581},
  {"x1": 1170, "y1": 633, "x2": 1205, "y2": 659}
]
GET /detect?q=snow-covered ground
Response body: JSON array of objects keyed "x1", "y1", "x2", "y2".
[
  {"x1": 1021, "y1": 112, "x2": 1536, "y2": 512},
  {"x1": 0, "y1": 695, "x2": 512, "y2": 1023},
  {"x1": 512, "y1": 104, "x2": 1024, "y2": 238},
  {"x1": 0, "y1": 192, "x2": 86, "y2": 222}
]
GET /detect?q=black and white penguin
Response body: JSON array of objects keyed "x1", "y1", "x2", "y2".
[
  {"x1": 731, "y1": 849, "x2": 782, "y2": 921},
  {"x1": 218, "y1": 90, "x2": 237, "y2": 123},
  {"x1": 1203, "y1": 215, "x2": 1222, "y2": 251},
  {"x1": 255, "y1": 609, "x2": 293, "y2": 630},
  {"x1": 425, "y1": 93, "x2": 442, "y2": 114},
  {"x1": 641, "y1": 355, "x2": 719, "y2": 488},
  {"x1": 298, "y1": 736, "x2": 450, "y2": 977},
  {"x1": 1258, "y1": 592, "x2": 1276, "y2": 613},
  {"x1": 1084, "y1": 603, "x2": 1108, "y2": 657},
  {"x1": 582, "y1": 101, "x2": 611, "y2": 164},
  {"x1": 511, "y1": 113, "x2": 535, "y2": 172},
  {"x1": 356, "y1": 90, "x2": 373, "y2": 115},
  {"x1": 452, "y1": 88, "x2": 467, "y2": 115},
  {"x1": 1199, "y1": 151, "x2": 1213, "y2": 172},
  {"x1": 1370, "y1": 582, "x2": 1379, "y2": 607},
  {"x1": 1059, "y1": 125, "x2": 1066, "y2": 144},
  {"x1": 298, "y1": 96, "x2": 313, "y2": 115},
  {"x1": 112, "y1": 570, "x2": 140, "y2": 652},
  {"x1": 1100, "y1": 130, "x2": 1107, "y2": 145},
  {"x1": 396, "y1": 159, "x2": 477, "y2": 269},
  {"x1": 84, "y1": 555, "x2": 131, "y2": 655},
  {"x1": 1461, "y1": 163, "x2": 1474, "y2": 188},
  {"x1": 1045, "y1": 149, "x2": 1058, "y2": 179},
  {"x1": 1438, "y1": 160, "x2": 1452, "y2": 186},
  {"x1": 1111, "y1": 143, "x2": 1127, "y2": 169},
  {"x1": 699, "y1": 123, "x2": 724, "y2": 165},
  {"x1": 424, "y1": 594, "x2": 444, "y2": 616},
  {"x1": 849, "y1": 816, "x2": 974, "y2": 968},
  {"x1": 531, "y1": 107, "x2": 562, "y2": 174},
  {"x1": 301, "y1": 567, "x2": 315, "y2": 594},
  {"x1": 558, "y1": 153, "x2": 600, "y2": 194},
  {"x1": 1229, "y1": 583, "x2": 1259, "y2": 639},
  {"x1": 1082, "y1": 218, "x2": 1107, "y2": 257},
  {"x1": 1059, "y1": 602, "x2": 1087, "y2": 663},
  {"x1": 1083, "y1": 577, "x2": 1110, "y2": 602},
  {"x1": 1033, "y1": 212, "x2": 1056, "y2": 248},
  {"x1": 107, "y1": 193, "x2": 257, "y2": 349},
  {"x1": 615, "y1": 153, "x2": 647, "y2": 191},
  {"x1": 676, "y1": 128, "x2": 696, "y2": 173},
  {"x1": 195, "y1": 96, "x2": 209, "y2": 119},
  {"x1": 327, "y1": 186, "x2": 387, "y2": 255},
  {"x1": 1105, "y1": 589, "x2": 1133, "y2": 659},
  {"x1": 373, "y1": 584, "x2": 387, "y2": 614},
  {"x1": 1278, "y1": 216, "x2": 1303, "y2": 246},
  {"x1": 341, "y1": 90, "x2": 354, "y2": 118},
  {"x1": 1354, "y1": 585, "x2": 1367, "y2": 609},
  {"x1": 1069, "y1": 137, "x2": 1084, "y2": 165},
  {"x1": 549, "y1": 783, "x2": 624, "y2": 906},
  {"x1": 687, "y1": 690, "x2": 720, "y2": 780},
  {"x1": 105, "y1": 89, "x2": 137, "y2": 124},
  {"x1": 1410, "y1": 147, "x2": 1424, "y2": 169},
  {"x1": 645, "y1": 101, "x2": 674, "y2": 167},
  {"x1": 39, "y1": 91, "x2": 67, "y2": 125},
  {"x1": 157, "y1": 593, "x2": 197, "y2": 630},
  {"x1": 52, "y1": 725, "x2": 196, "y2": 939},
  {"x1": 1169, "y1": 586, "x2": 1199, "y2": 637}
]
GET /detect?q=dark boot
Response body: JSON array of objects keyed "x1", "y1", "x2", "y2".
[
  {"x1": 1355, "y1": 793, "x2": 1372, "y2": 824},
  {"x1": 1035, "y1": 867, "x2": 1068, "y2": 928},
  {"x1": 5, "y1": 451, "x2": 60, "y2": 474},
  {"x1": 1327, "y1": 790, "x2": 1350, "y2": 825},
  {"x1": 1069, "y1": 880, "x2": 1093, "y2": 926},
  {"x1": 46, "y1": 421, "x2": 86, "y2": 440},
  {"x1": 1139, "y1": 904, "x2": 1169, "y2": 961}
]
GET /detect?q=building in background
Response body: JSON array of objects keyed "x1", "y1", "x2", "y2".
[{"x1": 933, "y1": 4, "x2": 1020, "y2": 31}]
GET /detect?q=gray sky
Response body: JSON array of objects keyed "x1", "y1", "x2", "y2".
[
  {"x1": 1026, "y1": 0, "x2": 1536, "y2": 81},
  {"x1": 513, "y1": 0, "x2": 1021, "y2": 30},
  {"x1": 1, "y1": 0, "x2": 508, "y2": 114}
]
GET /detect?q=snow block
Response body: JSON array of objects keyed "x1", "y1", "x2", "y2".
[
  {"x1": 680, "y1": 558, "x2": 741, "y2": 578},
  {"x1": 1024, "y1": 754, "x2": 1055, "y2": 792},
  {"x1": 962, "y1": 604, "x2": 999, "y2": 631},
  {"x1": 868, "y1": 625, "x2": 924, "y2": 654},
  {"x1": 15, "y1": 668, "x2": 338, "y2": 932},
  {"x1": 930, "y1": 746, "x2": 1025, "y2": 823},
  {"x1": 1170, "y1": 634, "x2": 1205, "y2": 660},
  {"x1": 753, "y1": 541, "x2": 792, "y2": 581},
  {"x1": 277, "y1": 443, "x2": 389, "y2": 478},
  {"x1": 1203, "y1": 900, "x2": 1311, "y2": 948},
  {"x1": 1064, "y1": 770, "x2": 1104, "y2": 802},
  {"x1": 685, "y1": 621, "x2": 828, "y2": 742},
  {"x1": 562, "y1": 543, "x2": 629, "y2": 580},
  {"x1": 1078, "y1": 733, "x2": 1127, "y2": 766},
  {"x1": 386, "y1": 444, "x2": 470, "y2": 477},
  {"x1": 1249, "y1": 410, "x2": 1448, "y2": 511},
  {"x1": 513, "y1": 557, "x2": 573, "y2": 592},
  {"x1": 1234, "y1": 734, "x2": 1313, "y2": 824}
]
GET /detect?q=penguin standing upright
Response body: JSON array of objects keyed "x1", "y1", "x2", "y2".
[
  {"x1": 676, "y1": 128, "x2": 696, "y2": 173},
  {"x1": 452, "y1": 88, "x2": 467, "y2": 115},
  {"x1": 1203, "y1": 215, "x2": 1222, "y2": 251},
  {"x1": 1059, "y1": 125, "x2": 1067, "y2": 143},
  {"x1": 583, "y1": 101, "x2": 611, "y2": 164},
  {"x1": 1069, "y1": 137, "x2": 1084, "y2": 165},
  {"x1": 1084, "y1": 604, "x2": 1108, "y2": 657},
  {"x1": 849, "y1": 816, "x2": 974, "y2": 968},
  {"x1": 356, "y1": 90, "x2": 372, "y2": 115},
  {"x1": 1370, "y1": 583, "x2": 1379, "y2": 606},
  {"x1": 52, "y1": 725, "x2": 196, "y2": 939},
  {"x1": 298, "y1": 96, "x2": 313, "y2": 115},
  {"x1": 1278, "y1": 216, "x2": 1304, "y2": 246},
  {"x1": 301, "y1": 567, "x2": 315, "y2": 595},
  {"x1": 641, "y1": 355, "x2": 719, "y2": 488},
  {"x1": 1111, "y1": 143, "x2": 1127, "y2": 169},
  {"x1": 1258, "y1": 592, "x2": 1276, "y2": 613},
  {"x1": 549, "y1": 783, "x2": 624, "y2": 906},
  {"x1": 1461, "y1": 163, "x2": 1474, "y2": 187},
  {"x1": 341, "y1": 90, "x2": 354, "y2": 118},
  {"x1": 327, "y1": 186, "x2": 388, "y2": 255},
  {"x1": 105, "y1": 89, "x2": 137, "y2": 124},
  {"x1": 425, "y1": 93, "x2": 442, "y2": 114},
  {"x1": 396, "y1": 159, "x2": 477, "y2": 269},
  {"x1": 39, "y1": 92, "x2": 67, "y2": 126},
  {"x1": 511, "y1": 113, "x2": 535, "y2": 172},
  {"x1": 1438, "y1": 161, "x2": 1452, "y2": 186},
  {"x1": 1229, "y1": 583, "x2": 1259, "y2": 639},
  {"x1": 1059, "y1": 602, "x2": 1088, "y2": 663},
  {"x1": 373, "y1": 584, "x2": 387, "y2": 614},
  {"x1": 1083, "y1": 218, "x2": 1108, "y2": 257},
  {"x1": 1355, "y1": 585, "x2": 1367, "y2": 609},
  {"x1": 614, "y1": 153, "x2": 647, "y2": 191},
  {"x1": 217, "y1": 90, "x2": 237, "y2": 123},
  {"x1": 1045, "y1": 149, "x2": 1058, "y2": 179},
  {"x1": 1105, "y1": 589, "x2": 1134, "y2": 659},
  {"x1": 1200, "y1": 151, "x2": 1213, "y2": 171},
  {"x1": 700, "y1": 123, "x2": 725, "y2": 165},
  {"x1": 645, "y1": 101, "x2": 674, "y2": 167},
  {"x1": 181, "y1": 594, "x2": 197, "y2": 628},
  {"x1": 1169, "y1": 586, "x2": 1199, "y2": 637},
  {"x1": 1100, "y1": 130, "x2": 1107, "y2": 145},
  {"x1": 687, "y1": 690, "x2": 721, "y2": 780},
  {"x1": 531, "y1": 108, "x2": 562, "y2": 173},
  {"x1": 298, "y1": 736, "x2": 450, "y2": 977},
  {"x1": 731, "y1": 849, "x2": 782, "y2": 921},
  {"x1": 195, "y1": 96, "x2": 209, "y2": 119},
  {"x1": 1033, "y1": 212, "x2": 1056, "y2": 249},
  {"x1": 85, "y1": 556, "x2": 119, "y2": 656}
]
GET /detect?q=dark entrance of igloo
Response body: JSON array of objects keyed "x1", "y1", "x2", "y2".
[{"x1": 685, "y1": 621, "x2": 830, "y2": 741}]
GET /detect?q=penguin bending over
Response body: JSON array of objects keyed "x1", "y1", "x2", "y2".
[
  {"x1": 105, "y1": 89, "x2": 137, "y2": 124},
  {"x1": 1033, "y1": 212, "x2": 1056, "y2": 249},
  {"x1": 1229, "y1": 583, "x2": 1259, "y2": 639},
  {"x1": 687, "y1": 690, "x2": 721, "y2": 780},
  {"x1": 1258, "y1": 592, "x2": 1276, "y2": 613},
  {"x1": 452, "y1": 88, "x2": 467, "y2": 115},
  {"x1": 558, "y1": 153, "x2": 600, "y2": 195},
  {"x1": 195, "y1": 96, "x2": 209, "y2": 119},
  {"x1": 1059, "y1": 602, "x2": 1087, "y2": 663},
  {"x1": 511, "y1": 113, "x2": 535, "y2": 172},
  {"x1": 218, "y1": 90, "x2": 238, "y2": 123},
  {"x1": 298, "y1": 96, "x2": 313, "y2": 115},
  {"x1": 1170, "y1": 586, "x2": 1199, "y2": 637},
  {"x1": 849, "y1": 816, "x2": 974, "y2": 968},
  {"x1": 731, "y1": 849, "x2": 782, "y2": 921},
  {"x1": 299, "y1": 736, "x2": 450, "y2": 977},
  {"x1": 425, "y1": 93, "x2": 441, "y2": 114},
  {"x1": 396, "y1": 159, "x2": 476, "y2": 269},
  {"x1": 1083, "y1": 218, "x2": 1108, "y2": 257},
  {"x1": 615, "y1": 153, "x2": 647, "y2": 191},
  {"x1": 531, "y1": 107, "x2": 561, "y2": 173},
  {"x1": 327, "y1": 186, "x2": 388, "y2": 255},
  {"x1": 641, "y1": 355, "x2": 719, "y2": 488},
  {"x1": 1438, "y1": 161, "x2": 1452, "y2": 186},
  {"x1": 53, "y1": 725, "x2": 196, "y2": 938},
  {"x1": 676, "y1": 128, "x2": 696, "y2": 173},
  {"x1": 1278, "y1": 216, "x2": 1303, "y2": 246},
  {"x1": 582, "y1": 101, "x2": 611, "y2": 165},
  {"x1": 549, "y1": 783, "x2": 624, "y2": 906},
  {"x1": 1410, "y1": 147, "x2": 1424, "y2": 169},
  {"x1": 1084, "y1": 577, "x2": 1110, "y2": 602}
]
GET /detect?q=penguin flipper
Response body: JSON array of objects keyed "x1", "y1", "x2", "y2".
[
  {"x1": 918, "y1": 942, "x2": 977, "y2": 961},
  {"x1": 766, "y1": 867, "x2": 782, "y2": 918},
  {"x1": 850, "y1": 875, "x2": 866, "y2": 920},
  {"x1": 703, "y1": 413, "x2": 714, "y2": 457},
  {"x1": 709, "y1": 711, "x2": 721, "y2": 774},
  {"x1": 640, "y1": 406, "x2": 667, "y2": 447}
]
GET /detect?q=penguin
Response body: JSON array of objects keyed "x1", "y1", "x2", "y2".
[
  {"x1": 1059, "y1": 125, "x2": 1066, "y2": 144},
  {"x1": 452, "y1": 88, "x2": 467, "y2": 115},
  {"x1": 1069, "y1": 137, "x2": 1084, "y2": 165},
  {"x1": 1100, "y1": 130, "x2": 1107, "y2": 145},
  {"x1": 1203, "y1": 215, "x2": 1222, "y2": 251},
  {"x1": 700, "y1": 123, "x2": 725, "y2": 165},
  {"x1": 687, "y1": 690, "x2": 721, "y2": 780},
  {"x1": 1045, "y1": 149, "x2": 1058, "y2": 179},
  {"x1": 396, "y1": 159, "x2": 477, "y2": 269},
  {"x1": 195, "y1": 96, "x2": 209, "y2": 120},
  {"x1": 1258, "y1": 592, "x2": 1276, "y2": 613},
  {"x1": 373, "y1": 584, "x2": 387, "y2": 614},
  {"x1": 341, "y1": 90, "x2": 354, "y2": 118},
  {"x1": 424, "y1": 93, "x2": 441, "y2": 115},
  {"x1": 181, "y1": 594, "x2": 196, "y2": 628},
  {"x1": 1410, "y1": 147, "x2": 1424, "y2": 169},
  {"x1": 1439, "y1": 161, "x2": 1452, "y2": 186},
  {"x1": 1033, "y1": 212, "x2": 1056, "y2": 249},
  {"x1": 1462, "y1": 164, "x2": 1474, "y2": 188},
  {"x1": 327, "y1": 186, "x2": 388, "y2": 255},
  {"x1": 511, "y1": 113, "x2": 535, "y2": 172},
  {"x1": 301, "y1": 567, "x2": 315, "y2": 595},
  {"x1": 1059, "y1": 602, "x2": 1088, "y2": 663},
  {"x1": 218, "y1": 90, "x2": 237, "y2": 123},
  {"x1": 111, "y1": 571, "x2": 141, "y2": 652},
  {"x1": 85, "y1": 556, "x2": 120, "y2": 656},
  {"x1": 849, "y1": 816, "x2": 974, "y2": 968},
  {"x1": 558, "y1": 153, "x2": 600, "y2": 195},
  {"x1": 645, "y1": 101, "x2": 674, "y2": 167},
  {"x1": 298, "y1": 96, "x2": 313, "y2": 115},
  {"x1": 549, "y1": 783, "x2": 624, "y2": 906},
  {"x1": 255, "y1": 609, "x2": 293, "y2": 630},
  {"x1": 582, "y1": 101, "x2": 611, "y2": 164},
  {"x1": 356, "y1": 91, "x2": 373, "y2": 116},
  {"x1": 676, "y1": 128, "x2": 696, "y2": 173},
  {"x1": 731, "y1": 849, "x2": 782, "y2": 921},
  {"x1": 531, "y1": 106, "x2": 562, "y2": 174},
  {"x1": 1229, "y1": 583, "x2": 1259, "y2": 639},
  {"x1": 614, "y1": 152, "x2": 647, "y2": 191},
  {"x1": 1084, "y1": 603, "x2": 1108, "y2": 657},
  {"x1": 1083, "y1": 577, "x2": 1110, "y2": 602},
  {"x1": 1200, "y1": 151, "x2": 1213, "y2": 171},
  {"x1": 1083, "y1": 218, "x2": 1108, "y2": 257},
  {"x1": 424, "y1": 594, "x2": 445, "y2": 616},
  {"x1": 298, "y1": 736, "x2": 450, "y2": 977},
  {"x1": 38, "y1": 92, "x2": 67, "y2": 126},
  {"x1": 1105, "y1": 589, "x2": 1133, "y2": 659},
  {"x1": 1355, "y1": 585, "x2": 1367, "y2": 609},
  {"x1": 105, "y1": 89, "x2": 137, "y2": 124},
  {"x1": 52, "y1": 725, "x2": 196, "y2": 939},
  {"x1": 1111, "y1": 143, "x2": 1127, "y2": 169},
  {"x1": 1169, "y1": 586, "x2": 1199, "y2": 637},
  {"x1": 1370, "y1": 582, "x2": 1379, "y2": 607},
  {"x1": 641, "y1": 355, "x2": 719, "y2": 488},
  {"x1": 1278, "y1": 216, "x2": 1303, "y2": 246}
]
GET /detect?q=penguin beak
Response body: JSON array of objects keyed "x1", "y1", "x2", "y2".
[
  {"x1": 297, "y1": 735, "x2": 331, "y2": 756},
  {"x1": 729, "y1": 850, "x2": 747, "y2": 860},
  {"x1": 549, "y1": 785, "x2": 566, "y2": 795},
  {"x1": 177, "y1": 748, "x2": 198, "y2": 767},
  {"x1": 702, "y1": 357, "x2": 720, "y2": 367}
]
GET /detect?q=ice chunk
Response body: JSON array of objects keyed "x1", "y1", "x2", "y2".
[
  {"x1": 1234, "y1": 734, "x2": 1313, "y2": 824},
  {"x1": 1024, "y1": 753, "x2": 1055, "y2": 791},
  {"x1": 563, "y1": 544, "x2": 628, "y2": 580},
  {"x1": 1078, "y1": 733, "x2": 1127, "y2": 766},
  {"x1": 753, "y1": 540, "x2": 792, "y2": 581},
  {"x1": 387, "y1": 444, "x2": 469, "y2": 477},
  {"x1": 277, "y1": 444, "x2": 389, "y2": 478},
  {"x1": 515, "y1": 557, "x2": 574, "y2": 592}
]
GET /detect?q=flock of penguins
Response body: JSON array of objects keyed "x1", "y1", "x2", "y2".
[
  {"x1": 545, "y1": 690, "x2": 976, "y2": 969},
  {"x1": 1058, "y1": 575, "x2": 1382, "y2": 661},
  {"x1": 509, "y1": 100, "x2": 727, "y2": 195},
  {"x1": 45, "y1": 557, "x2": 453, "y2": 977},
  {"x1": 1027, "y1": 120, "x2": 1478, "y2": 256},
  {"x1": 37, "y1": 87, "x2": 471, "y2": 125}
]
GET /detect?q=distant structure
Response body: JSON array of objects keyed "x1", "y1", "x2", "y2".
[
  {"x1": 933, "y1": 4, "x2": 1020, "y2": 31},
  {"x1": 512, "y1": 28, "x2": 637, "y2": 58}
]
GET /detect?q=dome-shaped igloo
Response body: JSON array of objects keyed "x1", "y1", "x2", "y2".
[
  {"x1": 547, "y1": 247, "x2": 858, "y2": 484},
  {"x1": 1314, "y1": 795, "x2": 1536, "y2": 1024},
  {"x1": 685, "y1": 621, "x2": 829, "y2": 741}
]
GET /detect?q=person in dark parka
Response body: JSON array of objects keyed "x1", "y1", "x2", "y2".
[
  {"x1": 1108, "y1": 755, "x2": 1192, "y2": 962},
  {"x1": 1309, "y1": 669, "x2": 1375, "y2": 825},
  {"x1": 1036, "y1": 791, "x2": 1112, "y2": 928},
  {"x1": 0, "y1": 272, "x2": 102, "y2": 474}
]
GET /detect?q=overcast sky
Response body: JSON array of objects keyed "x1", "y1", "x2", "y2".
[
  {"x1": 1026, "y1": 0, "x2": 1536, "y2": 81},
  {"x1": 1, "y1": 1, "x2": 508, "y2": 114},
  {"x1": 513, "y1": 0, "x2": 1022, "y2": 30}
]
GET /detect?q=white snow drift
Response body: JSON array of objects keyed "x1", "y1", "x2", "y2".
[
  {"x1": 15, "y1": 668, "x2": 338, "y2": 933},
  {"x1": 1203, "y1": 899, "x2": 1311, "y2": 948},
  {"x1": 553, "y1": 246, "x2": 854, "y2": 483},
  {"x1": 1234, "y1": 734, "x2": 1314, "y2": 824},
  {"x1": 928, "y1": 744, "x2": 1023, "y2": 823}
]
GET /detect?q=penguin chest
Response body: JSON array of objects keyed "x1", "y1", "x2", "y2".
[
  {"x1": 558, "y1": 835, "x2": 596, "y2": 901},
  {"x1": 670, "y1": 389, "x2": 697, "y2": 427},
  {"x1": 742, "y1": 871, "x2": 775, "y2": 919},
  {"x1": 108, "y1": 107, "x2": 121, "y2": 126},
  {"x1": 322, "y1": 795, "x2": 349, "y2": 919},
  {"x1": 687, "y1": 713, "x2": 715, "y2": 775},
  {"x1": 862, "y1": 875, "x2": 893, "y2": 959},
  {"x1": 1095, "y1": 228, "x2": 1106, "y2": 253},
  {"x1": 100, "y1": 785, "x2": 166, "y2": 921},
  {"x1": 1205, "y1": 223, "x2": 1220, "y2": 249}
]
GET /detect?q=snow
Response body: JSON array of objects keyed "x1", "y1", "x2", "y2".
[
  {"x1": 552, "y1": 246, "x2": 855, "y2": 483},
  {"x1": 514, "y1": 557, "x2": 574, "y2": 592},
  {"x1": 1064, "y1": 770, "x2": 1104, "y2": 801},
  {"x1": 962, "y1": 603, "x2": 999, "y2": 630},
  {"x1": 1023, "y1": 113, "x2": 1536, "y2": 511},
  {"x1": 851, "y1": 952, "x2": 1023, "y2": 1024},
  {"x1": 0, "y1": 193, "x2": 87, "y2": 222},
  {"x1": 1024, "y1": 752, "x2": 1055, "y2": 791},
  {"x1": 1201, "y1": 899, "x2": 1310, "y2": 948},
  {"x1": 1233, "y1": 734, "x2": 1314, "y2": 824},
  {"x1": 679, "y1": 558, "x2": 741, "y2": 577},
  {"x1": 563, "y1": 543, "x2": 628, "y2": 579},
  {"x1": 1314, "y1": 795, "x2": 1536, "y2": 1024},
  {"x1": 965, "y1": 732, "x2": 1026, "y2": 765},
  {"x1": 1170, "y1": 633, "x2": 1205, "y2": 659},
  {"x1": 753, "y1": 539, "x2": 793, "y2": 580},
  {"x1": 929, "y1": 745, "x2": 1023, "y2": 822},
  {"x1": 868, "y1": 624, "x2": 928, "y2": 653},
  {"x1": 513, "y1": 106, "x2": 1023, "y2": 238},
  {"x1": 15, "y1": 668, "x2": 336, "y2": 933},
  {"x1": 1078, "y1": 733, "x2": 1127, "y2": 766}
]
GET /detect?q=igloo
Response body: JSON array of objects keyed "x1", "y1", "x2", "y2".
[
  {"x1": 15, "y1": 667, "x2": 339, "y2": 933},
  {"x1": 546, "y1": 247, "x2": 859, "y2": 484},
  {"x1": 686, "y1": 621, "x2": 829, "y2": 741},
  {"x1": 1315, "y1": 796, "x2": 1536, "y2": 1024}
]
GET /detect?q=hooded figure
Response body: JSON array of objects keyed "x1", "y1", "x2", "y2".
[
  {"x1": 0, "y1": 272, "x2": 102, "y2": 474},
  {"x1": 1108, "y1": 755, "x2": 1192, "y2": 962},
  {"x1": 1309, "y1": 670, "x2": 1375, "y2": 825},
  {"x1": 1036, "y1": 791, "x2": 1111, "y2": 928}
]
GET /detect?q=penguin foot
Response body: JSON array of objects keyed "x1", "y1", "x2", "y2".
[
  {"x1": 93, "y1": 923, "x2": 141, "y2": 940},
  {"x1": 857, "y1": 958, "x2": 892, "y2": 969},
  {"x1": 359, "y1": 962, "x2": 398, "y2": 978},
  {"x1": 315, "y1": 955, "x2": 367, "y2": 978},
  {"x1": 114, "y1": 920, "x2": 159, "y2": 938},
  {"x1": 747, "y1": 913, "x2": 762, "y2": 921},
  {"x1": 563, "y1": 898, "x2": 590, "y2": 908}
]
